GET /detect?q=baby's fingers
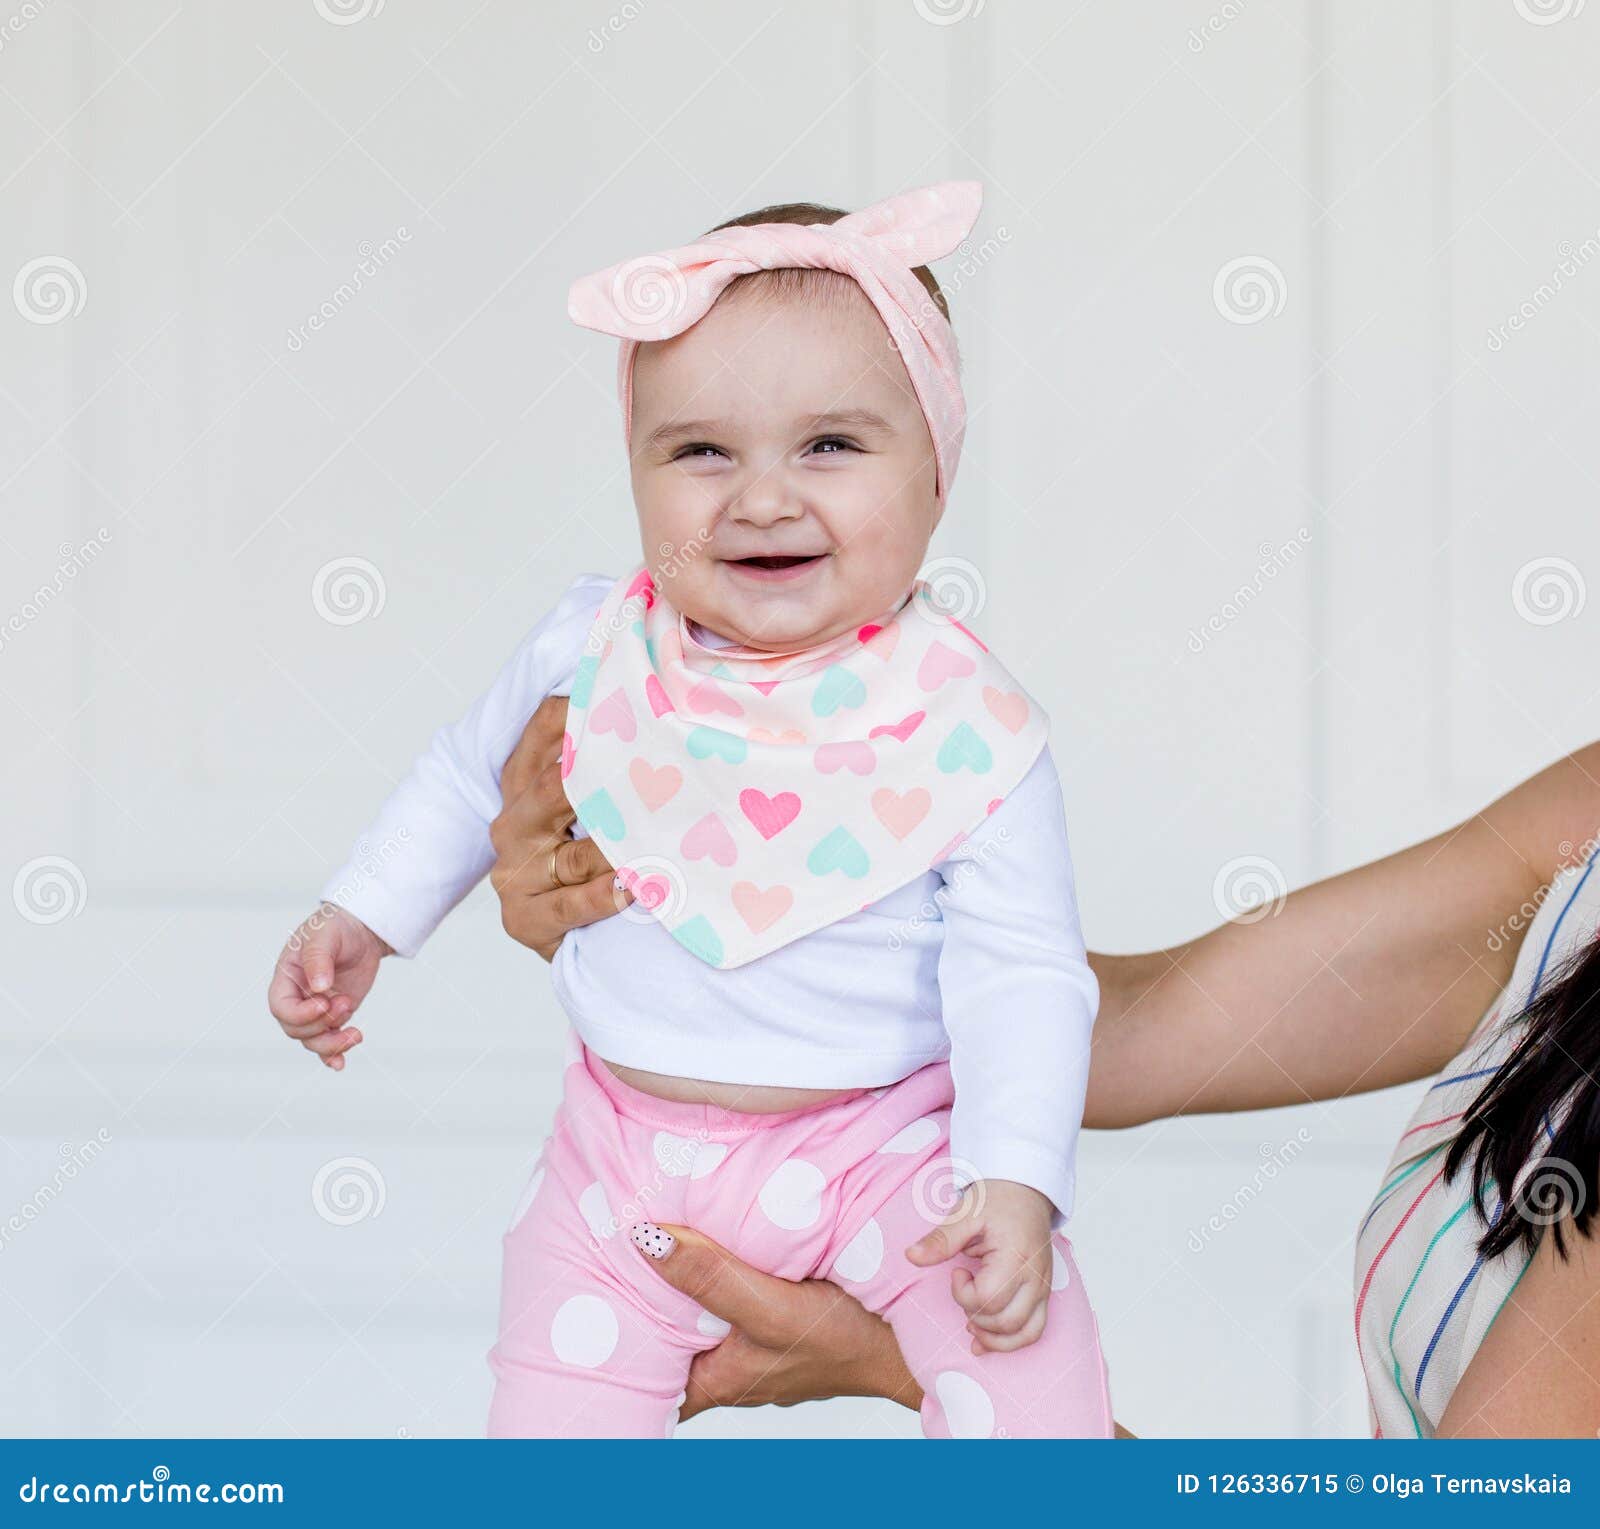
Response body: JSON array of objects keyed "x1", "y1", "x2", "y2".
[
  {"x1": 302, "y1": 1027, "x2": 362, "y2": 1062},
  {"x1": 965, "y1": 1275, "x2": 1043, "y2": 1335},
  {"x1": 970, "y1": 1299, "x2": 1048, "y2": 1355}
]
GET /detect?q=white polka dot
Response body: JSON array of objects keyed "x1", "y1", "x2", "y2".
[
  {"x1": 934, "y1": 1370, "x2": 995, "y2": 1439},
  {"x1": 506, "y1": 1164, "x2": 544, "y2": 1233},
  {"x1": 831, "y1": 1217, "x2": 884, "y2": 1283},
  {"x1": 666, "y1": 1391, "x2": 686, "y2": 1437},
  {"x1": 578, "y1": 1180, "x2": 614, "y2": 1242},
  {"x1": 879, "y1": 1116, "x2": 940, "y2": 1154},
  {"x1": 1050, "y1": 1241, "x2": 1071, "y2": 1292},
  {"x1": 549, "y1": 1294, "x2": 619, "y2": 1369},
  {"x1": 696, "y1": 1309, "x2": 732, "y2": 1339},
  {"x1": 653, "y1": 1132, "x2": 728, "y2": 1180},
  {"x1": 758, "y1": 1158, "x2": 826, "y2": 1230}
]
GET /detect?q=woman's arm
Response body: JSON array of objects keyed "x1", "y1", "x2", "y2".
[
  {"x1": 1435, "y1": 1218, "x2": 1600, "y2": 1437},
  {"x1": 1084, "y1": 743, "x2": 1600, "y2": 1128}
]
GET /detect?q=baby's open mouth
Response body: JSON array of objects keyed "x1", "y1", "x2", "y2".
[{"x1": 729, "y1": 554, "x2": 823, "y2": 571}]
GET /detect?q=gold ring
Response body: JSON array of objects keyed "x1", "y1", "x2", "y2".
[{"x1": 547, "y1": 843, "x2": 567, "y2": 889}]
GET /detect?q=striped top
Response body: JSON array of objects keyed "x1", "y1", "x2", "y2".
[{"x1": 1354, "y1": 841, "x2": 1600, "y2": 1437}]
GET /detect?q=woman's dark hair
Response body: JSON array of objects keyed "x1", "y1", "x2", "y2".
[
  {"x1": 1444, "y1": 933, "x2": 1600, "y2": 1261},
  {"x1": 703, "y1": 200, "x2": 951, "y2": 323}
]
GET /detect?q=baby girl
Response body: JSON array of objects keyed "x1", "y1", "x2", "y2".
[{"x1": 267, "y1": 181, "x2": 1109, "y2": 1439}]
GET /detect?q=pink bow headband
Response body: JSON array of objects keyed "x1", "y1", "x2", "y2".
[{"x1": 566, "y1": 181, "x2": 983, "y2": 501}]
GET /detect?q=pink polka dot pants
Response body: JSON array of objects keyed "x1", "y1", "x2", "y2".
[{"x1": 485, "y1": 1042, "x2": 1113, "y2": 1439}]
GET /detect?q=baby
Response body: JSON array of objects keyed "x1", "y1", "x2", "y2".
[{"x1": 267, "y1": 182, "x2": 1109, "y2": 1439}]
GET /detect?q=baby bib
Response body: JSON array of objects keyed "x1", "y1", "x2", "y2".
[{"x1": 561, "y1": 565, "x2": 1049, "y2": 968}]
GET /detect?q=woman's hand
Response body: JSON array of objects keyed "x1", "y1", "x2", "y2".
[
  {"x1": 627, "y1": 1220, "x2": 923, "y2": 1419},
  {"x1": 490, "y1": 695, "x2": 626, "y2": 959}
]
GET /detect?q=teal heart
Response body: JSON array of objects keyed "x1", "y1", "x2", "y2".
[
  {"x1": 575, "y1": 787, "x2": 625, "y2": 841},
  {"x1": 569, "y1": 653, "x2": 600, "y2": 709},
  {"x1": 936, "y1": 721, "x2": 992, "y2": 775},
  {"x1": 686, "y1": 726, "x2": 748, "y2": 765},
  {"x1": 671, "y1": 914, "x2": 724, "y2": 966},
  {"x1": 807, "y1": 826, "x2": 871, "y2": 880},
  {"x1": 631, "y1": 619, "x2": 646, "y2": 637},
  {"x1": 812, "y1": 664, "x2": 866, "y2": 718},
  {"x1": 644, "y1": 634, "x2": 658, "y2": 668}
]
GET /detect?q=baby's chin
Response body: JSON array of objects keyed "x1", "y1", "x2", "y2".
[{"x1": 688, "y1": 568, "x2": 860, "y2": 651}]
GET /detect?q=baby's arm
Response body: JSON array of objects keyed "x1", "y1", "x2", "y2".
[
  {"x1": 266, "y1": 573, "x2": 612, "y2": 1067},
  {"x1": 905, "y1": 744, "x2": 1099, "y2": 1352}
]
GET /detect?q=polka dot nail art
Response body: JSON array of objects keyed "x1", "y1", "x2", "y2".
[{"x1": 630, "y1": 1221, "x2": 675, "y2": 1260}]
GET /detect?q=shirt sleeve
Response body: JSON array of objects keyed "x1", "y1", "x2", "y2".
[
  {"x1": 934, "y1": 744, "x2": 1099, "y2": 1227},
  {"x1": 315, "y1": 572, "x2": 612, "y2": 958}
]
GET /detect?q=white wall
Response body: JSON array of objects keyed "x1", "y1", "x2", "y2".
[{"x1": 3, "y1": 0, "x2": 1598, "y2": 1439}]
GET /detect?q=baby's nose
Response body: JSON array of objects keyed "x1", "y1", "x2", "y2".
[{"x1": 728, "y1": 471, "x2": 804, "y2": 525}]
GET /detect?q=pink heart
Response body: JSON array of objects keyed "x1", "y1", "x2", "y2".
[
  {"x1": 986, "y1": 797, "x2": 1003, "y2": 814},
  {"x1": 591, "y1": 686, "x2": 637, "y2": 742},
  {"x1": 645, "y1": 674, "x2": 675, "y2": 718},
  {"x1": 982, "y1": 686, "x2": 1029, "y2": 735},
  {"x1": 751, "y1": 680, "x2": 779, "y2": 696},
  {"x1": 688, "y1": 679, "x2": 743, "y2": 718},
  {"x1": 868, "y1": 709, "x2": 924, "y2": 743},
  {"x1": 917, "y1": 640, "x2": 975, "y2": 692},
  {"x1": 872, "y1": 786, "x2": 931, "y2": 841},
  {"x1": 629, "y1": 758, "x2": 682, "y2": 812},
  {"x1": 814, "y1": 740, "x2": 876, "y2": 776},
  {"x1": 681, "y1": 811, "x2": 737, "y2": 867},
  {"x1": 617, "y1": 866, "x2": 670, "y2": 909},
  {"x1": 930, "y1": 831, "x2": 965, "y2": 864},
  {"x1": 559, "y1": 730, "x2": 575, "y2": 779},
  {"x1": 732, "y1": 881, "x2": 793, "y2": 934},
  {"x1": 950, "y1": 616, "x2": 988, "y2": 652},
  {"x1": 739, "y1": 788, "x2": 801, "y2": 840},
  {"x1": 857, "y1": 623, "x2": 882, "y2": 643},
  {"x1": 624, "y1": 568, "x2": 656, "y2": 608},
  {"x1": 751, "y1": 726, "x2": 807, "y2": 745}
]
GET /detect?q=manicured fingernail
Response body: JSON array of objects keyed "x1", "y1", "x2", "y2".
[{"x1": 630, "y1": 1222, "x2": 674, "y2": 1260}]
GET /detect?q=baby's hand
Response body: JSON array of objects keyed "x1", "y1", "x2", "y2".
[
  {"x1": 906, "y1": 1179, "x2": 1054, "y2": 1354},
  {"x1": 266, "y1": 903, "x2": 389, "y2": 1071}
]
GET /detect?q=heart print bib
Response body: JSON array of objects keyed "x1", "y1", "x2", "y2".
[{"x1": 561, "y1": 565, "x2": 1049, "y2": 969}]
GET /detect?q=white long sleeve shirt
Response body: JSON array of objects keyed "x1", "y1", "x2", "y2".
[{"x1": 320, "y1": 572, "x2": 1098, "y2": 1219}]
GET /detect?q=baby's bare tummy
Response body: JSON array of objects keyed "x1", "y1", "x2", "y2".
[{"x1": 599, "y1": 1058, "x2": 855, "y2": 1113}]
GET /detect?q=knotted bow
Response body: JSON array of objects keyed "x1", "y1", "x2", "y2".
[{"x1": 566, "y1": 180, "x2": 983, "y2": 501}]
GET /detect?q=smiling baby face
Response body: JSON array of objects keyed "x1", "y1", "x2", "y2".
[{"x1": 627, "y1": 274, "x2": 943, "y2": 651}]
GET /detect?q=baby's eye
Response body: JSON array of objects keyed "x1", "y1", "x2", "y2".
[
  {"x1": 674, "y1": 443, "x2": 726, "y2": 461},
  {"x1": 808, "y1": 436, "x2": 859, "y2": 456}
]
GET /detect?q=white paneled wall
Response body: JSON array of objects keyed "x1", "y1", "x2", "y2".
[{"x1": 3, "y1": 1, "x2": 1597, "y2": 1439}]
